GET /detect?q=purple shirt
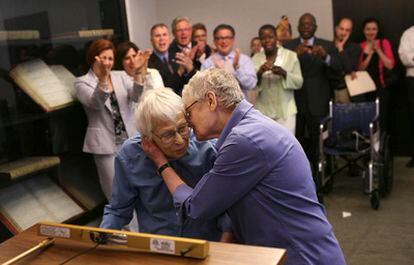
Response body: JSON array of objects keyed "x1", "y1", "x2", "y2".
[{"x1": 174, "y1": 100, "x2": 345, "y2": 265}]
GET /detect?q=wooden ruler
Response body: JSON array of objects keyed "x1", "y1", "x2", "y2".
[{"x1": 37, "y1": 221, "x2": 209, "y2": 259}]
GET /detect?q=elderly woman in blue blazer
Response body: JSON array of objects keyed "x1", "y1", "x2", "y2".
[{"x1": 75, "y1": 39, "x2": 161, "y2": 201}]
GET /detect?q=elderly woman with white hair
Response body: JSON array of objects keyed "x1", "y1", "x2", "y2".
[
  {"x1": 100, "y1": 87, "x2": 230, "y2": 241},
  {"x1": 142, "y1": 69, "x2": 346, "y2": 265}
]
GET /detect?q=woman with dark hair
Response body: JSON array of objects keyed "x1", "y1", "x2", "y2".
[
  {"x1": 250, "y1": 36, "x2": 262, "y2": 57},
  {"x1": 358, "y1": 17, "x2": 395, "y2": 130},
  {"x1": 115, "y1": 41, "x2": 163, "y2": 92},
  {"x1": 74, "y1": 39, "x2": 160, "y2": 204},
  {"x1": 252, "y1": 24, "x2": 303, "y2": 134},
  {"x1": 191, "y1": 23, "x2": 213, "y2": 68}
]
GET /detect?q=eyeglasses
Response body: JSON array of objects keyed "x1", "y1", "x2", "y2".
[
  {"x1": 214, "y1": 36, "x2": 234, "y2": 41},
  {"x1": 175, "y1": 27, "x2": 191, "y2": 34},
  {"x1": 184, "y1": 100, "x2": 199, "y2": 123},
  {"x1": 152, "y1": 123, "x2": 190, "y2": 145}
]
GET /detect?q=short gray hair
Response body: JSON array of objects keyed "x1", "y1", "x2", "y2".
[
  {"x1": 172, "y1": 16, "x2": 191, "y2": 32},
  {"x1": 182, "y1": 68, "x2": 244, "y2": 109},
  {"x1": 135, "y1": 87, "x2": 185, "y2": 138}
]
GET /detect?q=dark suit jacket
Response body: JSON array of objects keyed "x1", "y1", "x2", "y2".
[
  {"x1": 339, "y1": 41, "x2": 361, "y2": 74},
  {"x1": 331, "y1": 41, "x2": 362, "y2": 90},
  {"x1": 148, "y1": 51, "x2": 194, "y2": 95},
  {"x1": 168, "y1": 39, "x2": 212, "y2": 70},
  {"x1": 194, "y1": 44, "x2": 212, "y2": 70},
  {"x1": 285, "y1": 37, "x2": 340, "y2": 116}
]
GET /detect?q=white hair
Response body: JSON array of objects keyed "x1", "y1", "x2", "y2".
[
  {"x1": 172, "y1": 16, "x2": 191, "y2": 32},
  {"x1": 182, "y1": 68, "x2": 243, "y2": 109},
  {"x1": 135, "y1": 87, "x2": 185, "y2": 138}
]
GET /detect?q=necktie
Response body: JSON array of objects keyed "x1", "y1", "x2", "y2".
[
  {"x1": 163, "y1": 56, "x2": 174, "y2": 74},
  {"x1": 223, "y1": 56, "x2": 234, "y2": 74}
]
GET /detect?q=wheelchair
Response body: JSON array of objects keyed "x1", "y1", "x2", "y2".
[{"x1": 316, "y1": 99, "x2": 393, "y2": 209}]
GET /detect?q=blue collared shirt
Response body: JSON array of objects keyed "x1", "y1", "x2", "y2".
[
  {"x1": 100, "y1": 133, "x2": 223, "y2": 241},
  {"x1": 201, "y1": 50, "x2": 257, "y2": 98},
  {"x1": 174, "y1": 100, "x2": 346, "y2": 265},
  {"x1": 154, "y1": 50, "x2": 169, "y2": 62}
]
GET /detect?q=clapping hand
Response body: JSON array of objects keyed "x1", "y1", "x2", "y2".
[
  {"x1": 233, "y1": 48, "x2": 240, "y2": 69},
  {"x1": 271, "y1": 65, "x2": 287, "y2": 78},
  {"x1": 311, "y1": 45, "x2": 327, "y2": 59},
  {"x1": 296, "y1": 44, "x2": 312, "y2": 56},
  {"x1": 94, "y1": 56, "x2": 112, "y2": 92},
  {"x1": 175, "y1": 51, "x2": 194, "y2": 76},
  {"x1": 364, "y1": 41, "x2": 375, "y2": 55},
  {"x1": 194, "y1": 41, "x2": 206, "y2": 58},
  {"x1": 372, "y1": 40, "x2": 380, "y2": 53},
  {"x1": 94, "y1": 56, "x2": 111, "y2": 80},
  {"x1": 258, "y1": 60, "x2": 273, "y2": 75},
  {"x1": 135, "y1": 49, "x2": 152, "y2": 74}
]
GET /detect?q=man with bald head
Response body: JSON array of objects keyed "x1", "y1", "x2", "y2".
[
  {"x1": 285, "y1": 13, "x2": 340, "y2": 181},
  {"x1": 333, "y1": 17, "x2": 362, "y2": 102}
]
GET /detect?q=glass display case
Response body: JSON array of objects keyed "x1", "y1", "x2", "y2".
[{"x1": 0, "y1": 0, "x2": 128, "y2": 241}]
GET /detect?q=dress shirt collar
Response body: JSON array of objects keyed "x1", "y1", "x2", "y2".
[
  {"x1": 300, "y1": 37, "x2": 315, "y2": 46},
  {"x1": 215, "y1": 99, "x2": 253, "y2": 150},
  {"x1": 178, "y1": 42, "x2": 192, "y2": 51},
  {"x1": 216, "y1": 50, "x2": 235, "y2": 60},
  {"x1": 154, "y1": 50, "x2": 169, "y2": 61}
]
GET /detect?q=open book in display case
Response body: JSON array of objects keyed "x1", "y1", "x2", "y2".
[{"x1": 0, "y1": 0, "x2": 129, "y2": 242}]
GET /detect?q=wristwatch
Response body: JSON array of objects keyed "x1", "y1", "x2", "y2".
[{"x1": 157, "y1": 162, "x2": 171, "y2": 175}]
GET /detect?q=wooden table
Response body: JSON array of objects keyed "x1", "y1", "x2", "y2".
[{"x1": 0, "y1": 225, "x2": 286, "y2": 265}]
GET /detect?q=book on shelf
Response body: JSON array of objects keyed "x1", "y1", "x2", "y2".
[
  {"x1": 0, "y1": 175, "x2": 84, "y2": 234},
  {"x1": 0, "y1": 30, "x2": 40, "y2": 41},
  {"x1": 0, "y1": 156, "x2": 60, "y2": 183},
  {"x1": 51, "y1": 28, "x2": 114, "y2": 40},
  {"x1": 9, "y1": 59, "x2": 76, "y2": 112}
]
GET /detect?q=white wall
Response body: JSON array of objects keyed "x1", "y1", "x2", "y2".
[
  {"x1": 127, "y1": 0, "x2": 334, "y2": 54},
  {"x1": 126, "y1": 0, "x2": 158, "y2": 50}
]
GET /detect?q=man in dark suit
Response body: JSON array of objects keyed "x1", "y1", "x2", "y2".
[
  {"x1": 148, "y1": 23, "x2": 195, "y2": 95},
  {"x1": 169, "y1": 16, "x2": 208, "y2": 71},
  {"x1": 285, "y1": 13, "x2": 340, "y2": 173},
  {"x1": 333, "y1": 17, "x2": 363, "y2": 102},
  {"x1": 169, "y1": 17, "x2": 194, "y2": 56}
]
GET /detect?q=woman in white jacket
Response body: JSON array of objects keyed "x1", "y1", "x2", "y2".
[
  {"x1": 252, "y1": 24, "x2": 303, "y2": 134},
  {"x1": 75, "y1": 39, "x2": 163, "y2": 201}
]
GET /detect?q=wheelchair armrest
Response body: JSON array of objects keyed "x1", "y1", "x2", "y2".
[
  {"x1": 319, "y1": 116, "x2": 332, "y2": 159},
  {"x1": 320, "y1": 116, "x2": 332, "y2": 126},
  {"x1": 319, "y1": 116, "x2": 331, "y2": 140}
]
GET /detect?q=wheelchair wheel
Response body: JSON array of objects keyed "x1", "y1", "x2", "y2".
[
  {"x1": 322, "y1": 175, "x2": 334, "y2": 194},
  {"x1": 321, "y1": 155, "x2": 334, "y2": 194},
  {"x1": 370, "y1": 189, "x2": 380, "y2": 210},
  {"x1": 378, "y1": 133, "x2": 394, "y2": 197}
]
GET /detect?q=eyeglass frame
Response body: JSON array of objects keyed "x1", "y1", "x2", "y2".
[
  {"x1": 184, "y1": 100, "x2": 199, "y2": 124},
  {"x1": 151, "y1": 122, "x2": 190, "y2": 145},
  {"x1": 174, "y1": 27, "x2": 192, "y2": 34},
  {"x1": 214, "y1": 35, "x2": 234, "y2": 41}
]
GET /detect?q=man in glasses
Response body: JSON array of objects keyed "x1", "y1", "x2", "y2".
[
  {"x1": 142, "y1": 69, "x2": 345, "y2": 265},
  {"x1": 201, "y1": 24, "x2": 257, "y2": 102},
  {"x1": 100, "y1": 87, "x2": 230, "y2": 241}
]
